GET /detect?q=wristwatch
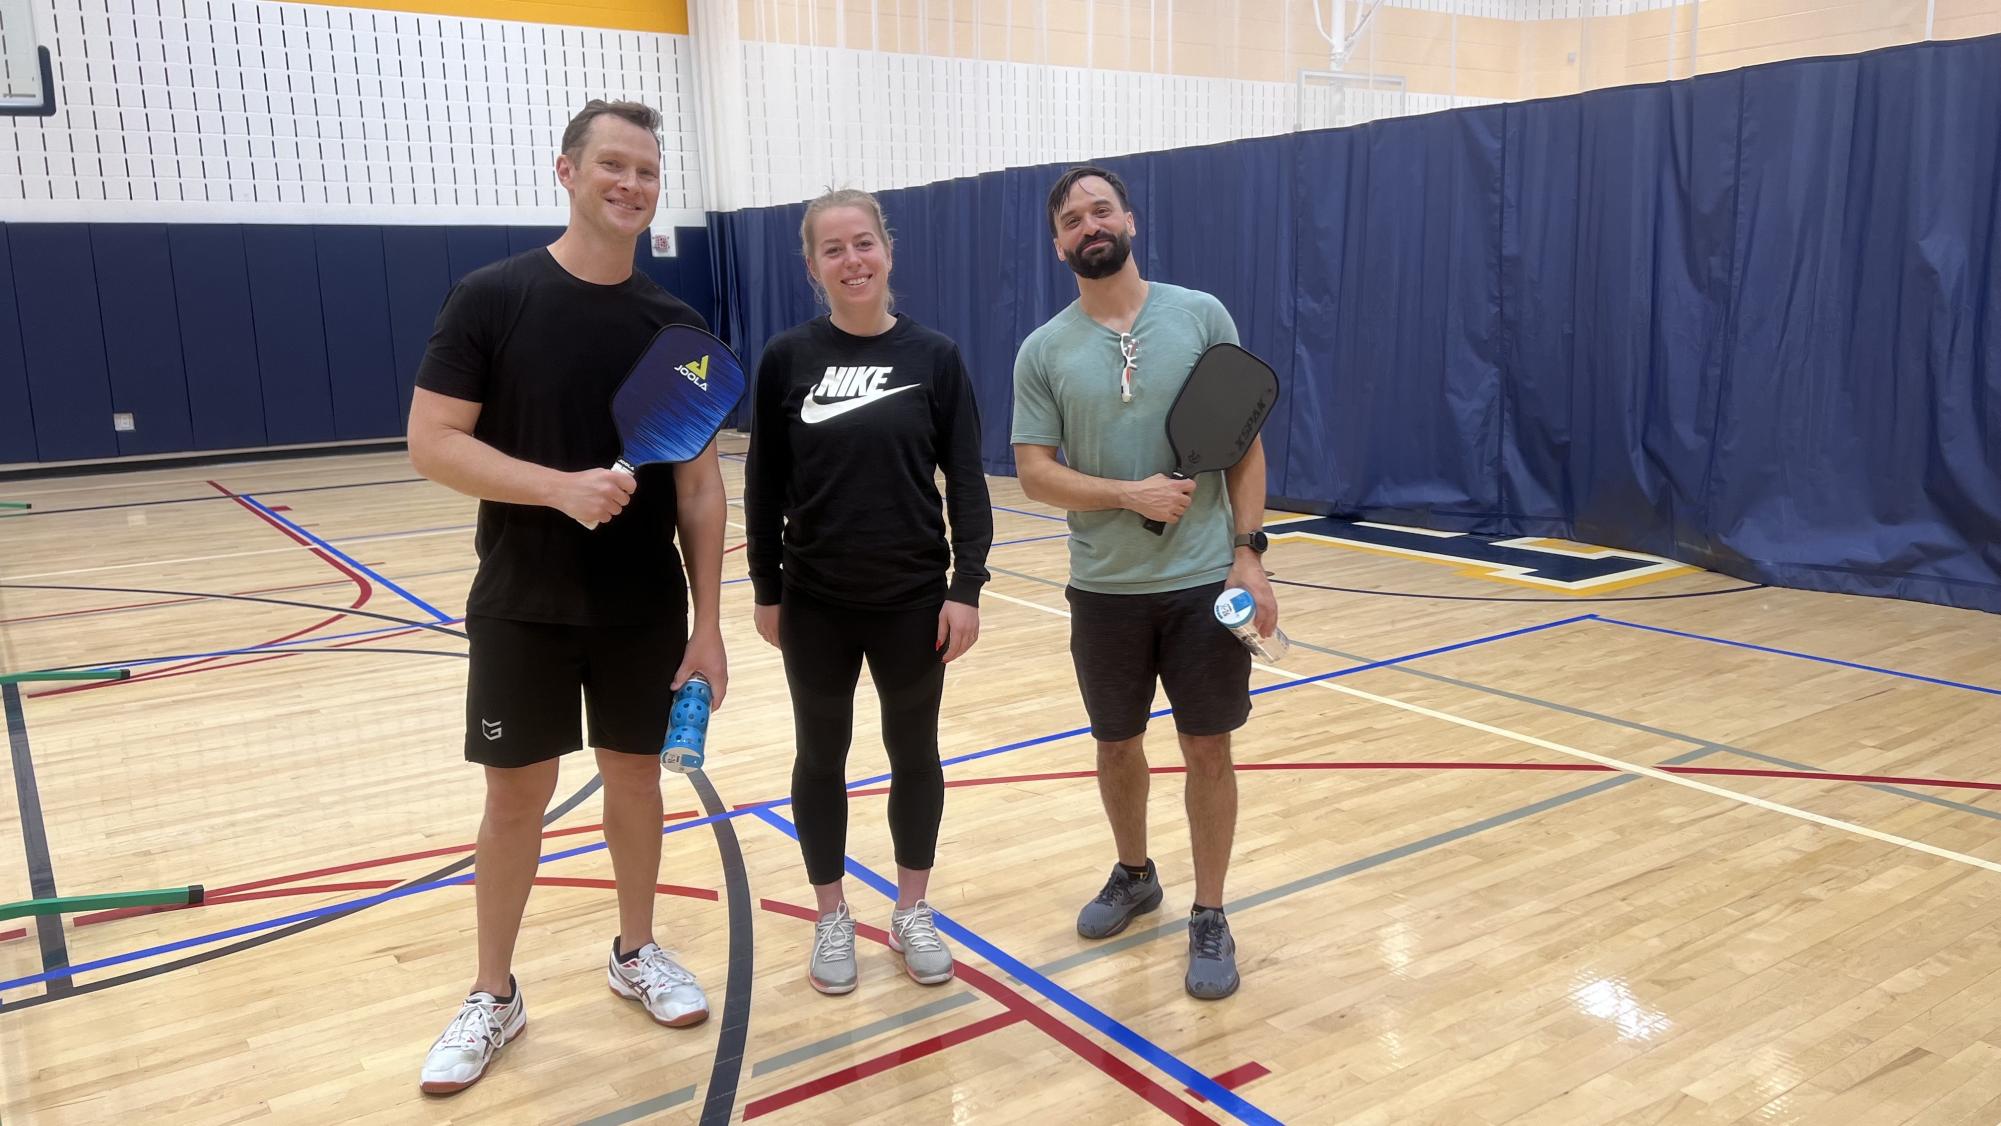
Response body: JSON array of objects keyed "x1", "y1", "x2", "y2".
[{"x1": 1233, "y1": 531, "x2": 1268, "y2": 554}]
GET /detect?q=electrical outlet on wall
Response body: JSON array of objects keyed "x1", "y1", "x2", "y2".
[{"x1": 113, "y1": 412, "x2": 136, "y2": 432}]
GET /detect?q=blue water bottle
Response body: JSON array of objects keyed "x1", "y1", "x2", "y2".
[{"x1": 661, "y1": 674, "x2": 711, "y2": 774}]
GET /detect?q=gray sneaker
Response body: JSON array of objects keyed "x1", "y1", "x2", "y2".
[
  {"x1": 888, "y1": 900, "x2": 955, "y2": 985},
  {"x1": 809, "y1": 902, "x2": 858, "y2": 995},
  {"x1": 1185, "y1": 908, "x2": 1239, "y2": 1000},
  {"x1": 1076, "y1": 859, "x2": 1164, "y2": 939}
]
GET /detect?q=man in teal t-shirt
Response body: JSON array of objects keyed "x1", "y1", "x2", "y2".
[{"x1": 1010, "y1": 165, "x2": 1281, "y2": 1001}]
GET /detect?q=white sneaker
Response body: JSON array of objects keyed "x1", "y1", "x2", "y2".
[
  {"x1": 809, "y1": 902, "x2": 859, "y2": 995},
  {"x1": 607, "y1": 941, "x2": 709, "y2": 1027},
  {"x1": 889, "y1": 901, "x2": 955, "y2": 985},
  {"x1": 419, "y1": 979, "x2": 526, "y2": 1095}
]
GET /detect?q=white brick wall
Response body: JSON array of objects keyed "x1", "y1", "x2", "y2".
[{"x1": 1, "y1": 0, "x2": 704, "y2": 222}]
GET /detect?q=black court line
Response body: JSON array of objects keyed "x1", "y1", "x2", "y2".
[
  {"x1": 688, "y1": 768, "x2": 753, "y2": 1126},
  {"x1": 1269, "y1": 576, "x2": 1769, "y2": 604},
  {"x1": 0, "y1": 583, "x2": 468, "y2": 642},
  {"x1": 3, "y1": 476, "x2": 427, "y2": 518},
  {"x1": 0, "y1": 442, "x2": 408, "y2": 485},
  {"x1": 0, "y1": 748, "x2": 601, "y2": 1014},
  {"x1": 4, "y1": 684, "x2": 72, "y2": 999}
]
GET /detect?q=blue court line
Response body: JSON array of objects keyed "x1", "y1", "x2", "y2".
[
  {"x1": 84, "y1": 619, "x2": 469, "y2": 671},
  {"x1": 993, "y1": 504, "x2": 1069, "y2": 524},
  {"x1": 1247, "y1": 613, "x2": 1596, "y2": 697},
  {"x1": 0, "y1": 611, "x2": 1579, "y2": 998},
  {"x1": 992, "y1": 531, "x2": 1072, "y2": 548},
  {"x1": 0, "y1": 877, "x2": 471, "y2": 993},
  {"x1": 1592, "y1": 615, "x2": 2001, "y2": 697},
  {"x1": 238, "y1": 494, "x2": 453, "y2": 624},
  {"x1": 749, "y1": 807, "x2": 1283, "y2": 1126},
  {"x1": 0, "y1": 806, "x2": 750, "y2": 995}
]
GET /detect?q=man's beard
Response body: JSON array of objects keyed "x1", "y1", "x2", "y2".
[{"x1": 1064, "y1": 230, "x2": 1132, "y2": 279}]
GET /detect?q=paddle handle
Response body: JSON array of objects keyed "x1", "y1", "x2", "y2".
[
  {"x1": 579, "y1": 458, "x2": 639, "y2": 531},
  {"x1": 1139, "y1": 471, "x2": 1191, "y2": 536}
]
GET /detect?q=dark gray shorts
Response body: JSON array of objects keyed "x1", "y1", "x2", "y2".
[{"x1": 1064, "y1": 580, "x2": 1252, "y2": 742}]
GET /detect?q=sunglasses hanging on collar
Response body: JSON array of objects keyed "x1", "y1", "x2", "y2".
[{"x1": 1118, "y1": 331, "x2": 1138, "y2": 403}]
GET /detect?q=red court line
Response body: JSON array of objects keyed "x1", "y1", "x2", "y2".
[
  {"x1": 842, "y1": 762, "x2": 2001, "y2": 798},
  {"x1": 204, "y1": 880, "x2": 400, "y2": 903},
  {"x1": 0, "y1": 576, "x2": 374, "y2": 626},
  {"x1": 5, "y1": 875, "x2": 723, "y2": 944},
  {"x1": 531, "y1": 876, "x2": 718, "y2": 901},
  {"x1": 111, "y1": 876, "x2": 716, "y2": 916},
  {"x1": 25, "y1": 612, "x2": 350, "y2": 698},
  {"x1": 24, "y1": 483, "x2": 377, "y2": 699},
  {"x1": 1667, "y1": 766, "x2": 2001, "y2": 792},
  {"x1": 723, "y1": 542, "x2": 747, "y2": 556},
  {"x1": 760, "y1": 899, "x2": 1217, "y2": 1125},
  {"x1": 43, "y1": 757, "x2": 2001, "y2": 934},
  {"x1": 1187, "y1": 1062, "x2": 1271, "y2": 1104},
  {"x1": 68, "y1": 816, "x2": 712, "y2": 928},
  {"x1": 32, "y1": 612, "x2": 463, "y2": 705},
  {"x1": 207, "y1": 480, "x2": 376, "y2": 612},
  {"x1": 744, "y1": 1011, "x2": 1025, "y2": 1120}
]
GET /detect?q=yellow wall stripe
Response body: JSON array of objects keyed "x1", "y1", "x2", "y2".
[{"x1": 282, "y1": 0, "x2": 686, "y2": 35}]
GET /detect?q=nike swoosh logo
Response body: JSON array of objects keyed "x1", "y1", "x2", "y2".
[{"x1": 799, "y1": 383, "x2": 917, "y2": 424}]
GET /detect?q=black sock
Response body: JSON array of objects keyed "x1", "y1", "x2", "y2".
[
  {"x1": 617, "y1": 941, "x2": 645, "y2": 963},
  {"x1": 1119, "y1": 860, "x2": 1152, "y2": 882},
  {"x1": 483, "y1": 975, "x2": 516, "y2": 1004},
  {"x1": 1191, "y1": 903, "x2": 1223, "y2": 917}
]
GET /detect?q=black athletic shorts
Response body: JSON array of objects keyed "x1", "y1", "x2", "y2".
[
  {"x1": 463, "y1": 614, "x2": 688, "y2": 768},
  {"x1": 1064, "y1": 580, "x2": 1252, "y2": 743}
]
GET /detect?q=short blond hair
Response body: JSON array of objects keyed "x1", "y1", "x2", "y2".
[{"x1": 799, "y1": 188, "x2": 894, "y2": 306}]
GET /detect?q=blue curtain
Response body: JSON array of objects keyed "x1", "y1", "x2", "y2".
[{"x1": 710, "y1": 34, "x2": 2001, "y2": 613}]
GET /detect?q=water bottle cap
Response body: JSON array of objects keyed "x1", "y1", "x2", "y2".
[{"x1": 1213, "y1": 587, "x2": 1256, "y2": 628}]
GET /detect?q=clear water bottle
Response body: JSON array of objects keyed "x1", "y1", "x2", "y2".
[
  {"x1": 661, "y1": 674, "x2": 711, "y2": 774},
  {"x1": 1214, "y1": 587, "x2": 1290, "y2": 664}
]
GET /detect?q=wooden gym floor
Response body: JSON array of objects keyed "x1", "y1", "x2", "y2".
[{"x1": 3, "y1": 435, "x2": 2000, "y2": 1124}]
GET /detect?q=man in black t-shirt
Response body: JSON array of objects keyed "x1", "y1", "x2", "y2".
[{"x1": 406, "y1": 99, "x2": 728, "y2": 1096}]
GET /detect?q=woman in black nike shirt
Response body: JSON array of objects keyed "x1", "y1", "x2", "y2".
[{"x1": 744, "y1": 189, "x2": 992, "y2": 995}]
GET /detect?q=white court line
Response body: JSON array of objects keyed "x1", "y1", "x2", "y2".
[{"x1": 982, "y1": 586, "x2": 2001, "y2": 878}]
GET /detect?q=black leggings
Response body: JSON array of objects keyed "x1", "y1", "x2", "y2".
[{"x1": 779, "y1": 587, "x2": 947, "y2": 887}]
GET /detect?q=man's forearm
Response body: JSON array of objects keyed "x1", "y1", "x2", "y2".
[
  {"x1": 413, "y1": 428, "x2": 562, "y2": 507},
  {"x1": 1224, "y1": 439, "x2": 1267, "y2": 536},
  {"x1": 1020, "y1": 457, "x2": 1135, "y2": 513},
  {"x1": 677, "y1": 479, "x2": 726, "y2": 633}
]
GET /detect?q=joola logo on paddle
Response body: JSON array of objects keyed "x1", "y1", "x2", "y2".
[{"x1": 677, "y1": 355, "x2": 710, "y2": 390}]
